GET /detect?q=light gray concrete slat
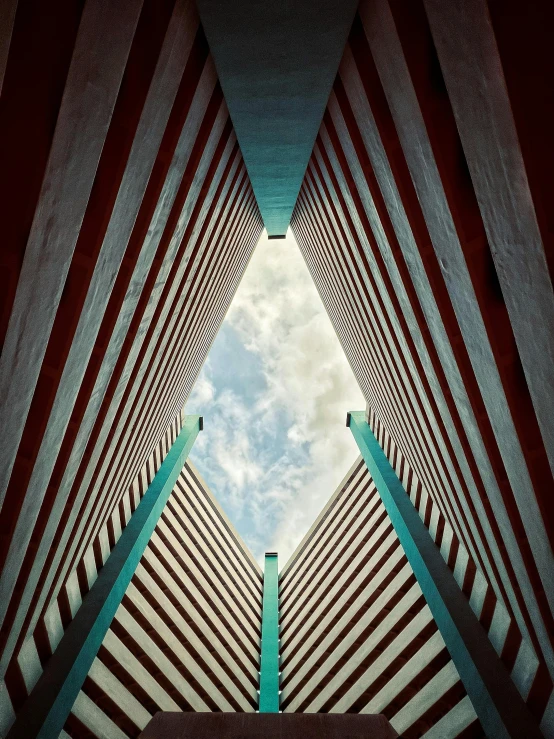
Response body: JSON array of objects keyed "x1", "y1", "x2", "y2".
[
  {"x1": 425, "y1": 0, "x2": 554, "y2": 480},
  {"x1": 390, "y1": 661, "x2": 460, "y2": 736},
  {"x1": 420, "y1": 696, "x2": 477, "y2": 739},
  {"x1": 280, "y1": 457, "x2": 364, "y2": 583},
  {"x1": 280, "y1": 463, "x2": 368, "y2": 596},
  {"x1": 359, "y1": 631, "x2": 446, "y2": 715},
  {"x1": 361, "y1": 0, "x2": 554, "y2": 665},
  {"x1": 280, "y1": 471, "x2": 375, "y2": 619},
  {"x1": 0, "y1": 0, "x2": 144, "y2": 641},
  {"x1": 32, "y1": 101, "x2": 230, "y2": 628},
  {"x1": 71, "y1": 689, "x2": 138, "y2": 738},
  {"x1": 283, "y1": 570, "x2": 419, "y2": 708},
  {"x1": 171, "y1": 484, "x2": 261, "y2": 621},
  {"x1": 279, "y1": 481, "x2": 380, "y2": 629},
  {"x1": 125, "y1": 581, "x2": 235, "y2": 711},
  {"x1": 281, "y1": 530, "x2": 403, "y2": 674},
  {"x1": 19, "y1": 58, "x2": 218, "y2": 645},
  {"x1": 142, "y1": 542, "x2": 258, "y2": 681},
  {"x1": 133, "y1": 564, "x2": 257, "y2": 707},
  {"x1": 309, "y1": 144, "x2": 459, "y2": 541},
  {"x1": 329, "y1": 64, "x2": 510, "y2": 606},
  {"x1": 161, "y1": 504, "x2": 260, "y2": 641},
  {"x1": 58, "y1": 152, "x2": 246, "y2": 592},
  {"x1": 88, "y1": 656, "x2": 154, "y2": 725},
  {"x1": 0, "y1": 1, "x2": 200, "y2": 668},
  {"x1": 114, "y1": 605, "x2": 209, "y2": 711},
  {"x1": 183, "y1": 464, "x2": 263, "y2": 588}
]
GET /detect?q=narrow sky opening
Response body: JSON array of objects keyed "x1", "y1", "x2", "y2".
[{"x1": 185, "y1": 229, "x2": 364, "y2": 563}]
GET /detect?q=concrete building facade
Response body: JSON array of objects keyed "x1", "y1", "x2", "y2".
[
  {"x1": 291, "y1": 0, "x2": 554, "y2": 734},
  {"x1": 61, "y1": 461, "x2": 262, "y2": 738},
  {"x1": 280, "y1": 458, "x2": 480, "y2": 737},
  {"x1": 1, "y1": 0, "x2": 553, "y2": 737},
  {"x1": 0, "y1": 2, "x2": 262, "y2": 733}
]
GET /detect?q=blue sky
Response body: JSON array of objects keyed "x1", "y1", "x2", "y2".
[{"x1": 185, "y1": 229, "x2": 364, "y2": 564}]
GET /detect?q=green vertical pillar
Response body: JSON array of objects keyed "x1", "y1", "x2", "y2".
[
  {"x1": 347, "y1": 410, "x2": 543, "y2": 739},
  {"x1": 259, "y1": 552, "x2": 279, "y2": 712}
]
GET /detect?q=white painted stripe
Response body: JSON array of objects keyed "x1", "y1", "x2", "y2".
[
  {"x1": 390, "y1": 661, "x2": 460, "y2": 735},
  {"x1": 89, "y1": 656, "x2": 153, "y2": 727},
  {"x1": 71, "y1": 690, "x2": 133, "y2": 739},
  {"x1": 420, "y1": 695, "x2": 477, "y2": 739}
]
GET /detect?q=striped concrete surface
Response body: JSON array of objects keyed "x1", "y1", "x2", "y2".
[
  {"x1": 280, "y1": 458, "x2": 481, "y2": 738},
  {"x1": 290, "y1": 2, "x2": 554, "y2": 733},
  {"x1": 62, "y1": 462, "x2": 262, "y2": 737},
  {"x1": 0, "y1": 0, "x2": 262, "y2": 733}
]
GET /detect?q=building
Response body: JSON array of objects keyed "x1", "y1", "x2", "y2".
[
  {"x1": 0, "y1": 3, "x2": 262, "y2": 732},
  {"x1": 290, "y1": 1, "x2": 554, "y2": 734},
  {"x1": 280, "y1": 458, "x2": 478, "y2": 736},
  {"x1": 63, "y1": 459, "x2": 263, "y2": 737},
  {"x1": 0, "y1": 0, "x2": 553, "y2": 737}
]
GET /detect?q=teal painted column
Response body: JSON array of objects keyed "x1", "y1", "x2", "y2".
[
  {"x1": 347, "y1": 411, "x2": 543, "y2": 739},
  {"x1": 7, "y1": 415, "x2": 203, "y2": 739},
  {"x1": 259, "y1": 552, "x2": 280, "y2": 712}
]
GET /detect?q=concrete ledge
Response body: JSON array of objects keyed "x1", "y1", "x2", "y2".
[{"x1": 139, "y1": 712, "x2": 399, "y2": 738}]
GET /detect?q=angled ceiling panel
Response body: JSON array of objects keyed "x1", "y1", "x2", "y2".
[{"x1": 196, "y1": 0, "x2": 358, "y2": 236}]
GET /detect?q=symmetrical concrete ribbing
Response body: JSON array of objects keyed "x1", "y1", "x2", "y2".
[
  {"x1": 280, "y1": 459, "x2": 480, "y2": 737},
  {"x1": 7, "y1": 417, "x2": 203, "y2": 739},
  {"x1": 2, "y1": 1, "x2": 554, "y2": 737},
  {"x1": 348, "y1": 411, "x2": 542, "y2": 739},
  {"x1": 0, "y1": 2, "x2": 262, "y2": 734},
  {"x1": 62, "y1": 462, "x2": 263, "y2": 737},
  {"x1": 290, "y1": 0, "x2": 554, "y2": 734}
]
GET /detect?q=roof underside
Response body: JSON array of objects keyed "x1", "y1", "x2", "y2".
[{"x1": 196, "y1": 0, "x2": 358, "y2": 236}]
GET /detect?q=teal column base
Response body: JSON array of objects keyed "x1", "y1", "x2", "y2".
[
  {"x1": 7, "y1": 415, "x2": 203, "y2": 739},
  {"x1": 259, "y1": 552, "x2": 279, "y2": 712}
]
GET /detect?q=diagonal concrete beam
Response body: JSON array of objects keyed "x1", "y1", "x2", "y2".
[
  {"x1": 6, "y1": 415, "x2": 202, "y2": 739},
  {"x1": 347, "y1": 410, "x2": 543, "y2": 739},
  {"x1": 196, "y1": 0, "x2": 357, "y2": 236}
]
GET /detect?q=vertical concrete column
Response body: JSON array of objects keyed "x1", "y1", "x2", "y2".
[
  {"x1": 6, "y1": 415, "x2": 203, "y2": 739},
  {"x1": 259, "y1": 552, "x2": 280, "y2": 712},
  {"x1": 347, "y1": 411, "x2": 543, "y2": 739}
]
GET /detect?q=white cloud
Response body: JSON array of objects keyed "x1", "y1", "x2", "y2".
[
  {"x1": 189, "y1": 368, "x2": 215, "y2": 406},
  {"x1": 186, "y1": 229, "x2": 365, "y2": 564}
]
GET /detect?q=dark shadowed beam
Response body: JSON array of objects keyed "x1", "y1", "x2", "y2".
[
  {"x1": 139, "y1": 712, "x2": 399, "y2": 738},
  {"x1": 0, "y1": 0, "x2": 17, "y2": 95},
  {"x1": 196, "y1": 0, "x2": 357, "y2": 236}
]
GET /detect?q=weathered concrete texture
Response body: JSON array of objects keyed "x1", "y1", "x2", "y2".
[
  {"x1": 291, "y1": 2, "x2": 554, "y2": 728},
  {"x1": 139, "y1": 712, "x2": 399, "y2": 738},
  {"x1": 196, "y1": 0, "x2": 357, "y2": 235},
  {"x1": 6, "y1": 417, "x2": 202, "y2": 739}
]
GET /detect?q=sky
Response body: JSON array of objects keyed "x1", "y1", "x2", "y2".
[{"x1": 185, "y1": 229, "x2": 365, "y2": 565}]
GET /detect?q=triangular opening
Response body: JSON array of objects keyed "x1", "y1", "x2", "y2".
[{"x1": 185, "y1": 229, "x2": 364, "y2": 562}]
